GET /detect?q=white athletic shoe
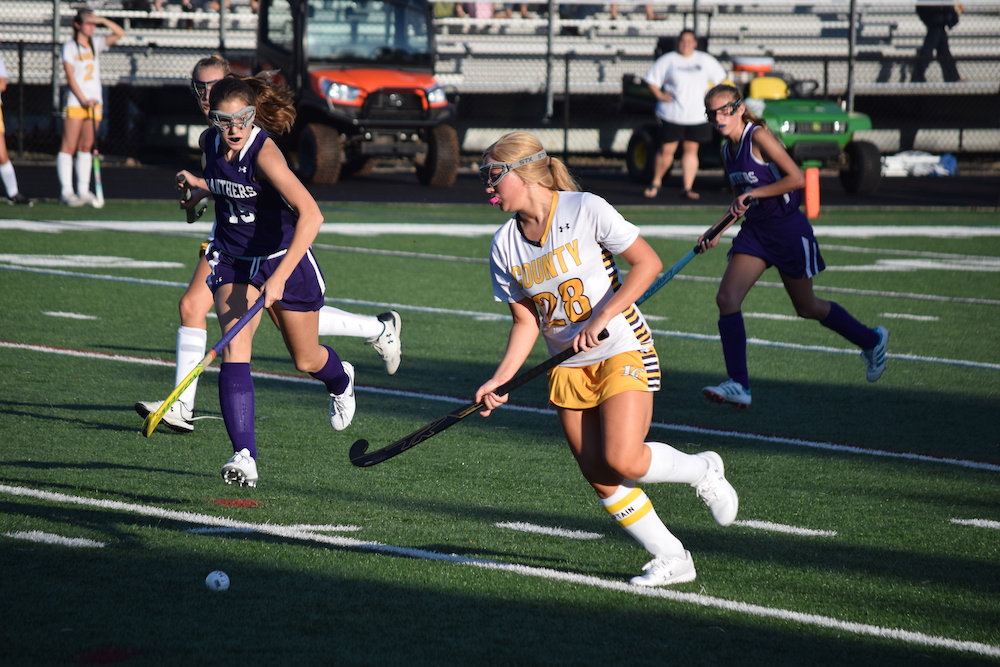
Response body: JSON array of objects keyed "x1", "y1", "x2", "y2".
[
  {"x1": 78, "y1": 191, "x2": 97, "y2": 207},
  {"x1": 367, "y1": 311, "x2": 402, "y2": 375},
  {"x1": 134, "y1": 400, "x2": 194, "y2": 433},
  {"x1": 861, "y1": 326, "x2": 889, "y2": 382},
  {"x1": 329, "y1": 361, "x2": 356, "y2": 431},
  {"x1": 693, "y1": 451, "x2": 739, "y2": 527},
  {"x1": 630, "y1": 551, "x2": 697, "y2": 587},
  {"x1": 702, "y1": 378, "x2": 752, "y2": 408},
  {"x1": 61, "y1": 192, "x2": 85, "y2": 207},
  {"x1": 221, "y1": 448, "x2": 258, "y2": 488}
]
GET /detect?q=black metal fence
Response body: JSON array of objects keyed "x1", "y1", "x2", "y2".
[{"x1": 2, "y1": 0, "x2": 998, "y2": 163}]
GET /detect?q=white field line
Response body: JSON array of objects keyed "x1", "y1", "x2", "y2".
[
  {"x1": 5, "y1": 249, "x2": 1000, "y2": 307},
  {"x1": 43, "y1": 311, "x2": 99, "y2": 320},
  {"x1": 1, "y1": 483, "x2": 996, "y2": 659},
  {"x1": 733, "y1": 520, "x2": 837, "y2": 537},
  {"x1": 495, "y1": 522, "x2": 604, "y2": 540},
  {"x1": 5, "y1": 261, "x2": 996, "y2": 370},
  {"x1": 4, "y1": 530, "x2": 107, "y2": 548},
  {"x1": 4, "y1": 219, "x2": 1000, "y2": 240},
  {"x1": 950, "y1": 518, "x2": 1000, "y2": 531},
  {"x1": 2, "y1": 340, "x2": 998, "y2": 473},
  {"x1": 880, "y1": 313, "x2": 940, "y2": 321}
]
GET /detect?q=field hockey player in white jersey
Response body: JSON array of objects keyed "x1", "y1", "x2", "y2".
[
  {"x1": 175, "y1": 74, "x2": 356, "y2": 487},
  {"x1": 135, "y1": 57, "x2": 402, "y2": 435},
  {"x1": 57, "y1": 9, "x2": 124, "y2": 207},
  {"x1": 474, "y1": 132, "x2": 739, "y2": 587}
]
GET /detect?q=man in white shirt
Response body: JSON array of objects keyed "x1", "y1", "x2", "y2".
[{"x1": 642, "y1": 30, "x2": 727, "y2": 200}]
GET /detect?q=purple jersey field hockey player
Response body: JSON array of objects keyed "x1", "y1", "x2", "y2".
[
  {"x1": 175, "y1": 75, "x2": 356, "y2": 488},
  {"x1": 696, "y1": 84, "x2": 888, "y2": 408}
]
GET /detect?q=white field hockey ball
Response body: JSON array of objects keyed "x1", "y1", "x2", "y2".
[{"x1": 205, "y1": 570, "x2": 230, "y2": 592}]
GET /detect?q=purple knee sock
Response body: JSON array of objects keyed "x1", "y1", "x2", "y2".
[
  {"x1": 219, "y1": 362, "x2": 256, "y2": 458},
  {"x1": 820, "y1": 302, "x2": 879, "y2": 349},
  {"x1": 719, "y1": 312, "x2": 750, "y2": 389},
  {"x1": 310, "y1": 345, "x2": 349, "y2": 394}
]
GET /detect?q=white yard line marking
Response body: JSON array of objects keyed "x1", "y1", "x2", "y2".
[
  {"x1": 42, "y1": 311, "x2": 99, "y2": 320},
  {"x1": 734, "y1": 520, "x2": 837, "y2": 537},
  {"x1": 1, "y1": 483, "x2": 996, "y2": 659},
  {"x1": 744, "y1": 312, "x2": 802, "y2": 322},
  {"x1": 950, "y1": 518, "x2": 1000, "y2": 531},
  {"x1": 0, "y1": 254, "x2": 184, "y2": 269},
  {"x1": 2, "y1": 340, "x2": 998, "y2": 473},
  {"x1": 4, "y1": 219, "x2": 1000, "y2": 240},
  {"x1": 495, "y1": 522, "x2": 604, "y2": 540},
  {"x1": 4, "y1": 529, "x2": 107, "y2": 548},
  {"x1": 880, "y1": 313, "x2": 940, "y2": 322}
]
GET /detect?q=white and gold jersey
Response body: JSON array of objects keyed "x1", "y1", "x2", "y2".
[
  {"x1": 61, "y1": 36, "x2": 107, "y2": 107},
  {"x1": 489, "y1": 190, "x2": 655, "y2": 367}
]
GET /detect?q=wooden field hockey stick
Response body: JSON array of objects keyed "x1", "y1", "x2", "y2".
[
  {"x1": 141, "y1": 295, "x2": 266, "y2": 437},
  {"x1": 350, "y1": 201, "x2": 752, "y2": 467},
  {"x1": 91, "y1": 111, "x2": 105, "y2": 209}
]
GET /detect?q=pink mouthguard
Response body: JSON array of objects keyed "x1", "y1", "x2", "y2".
[{"x1": 489, "y1": 196, "x2": 500, "y2": 206}]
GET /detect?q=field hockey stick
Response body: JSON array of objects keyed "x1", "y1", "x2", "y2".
[
  {"x1": 349, "y1": 330, "x2": 609, "y2": 467},
  {"x1": 141, "y1": 295, "x2": 266, "y2": 437},
  {"x1": 176, "y1": 173, "x2": 207, "y2": 223},
  {"x1": 91, "y1": 111, "x2": 105, "y2": 209},
  {"x1": 349, "y1": 202, "x2": 750, "y2": 467},
  {"x1": 636, "y1": 197, "x2": 753, "y2": 305}
]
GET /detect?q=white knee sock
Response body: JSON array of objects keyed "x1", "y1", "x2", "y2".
[
  {"x1": 0, "y1": 161, "x2": 19, "y2": 197},
  {"x1": 601, "y1": 482, "x2": 685, "y2": 558},
  {"x1": 57, "y1": 152, "x2": 75, "y2": 196},
  {"x1": 175, "y1": 325, "x2": 208, "y2": 412},
  {"x1": 317, "y1": 306, "x2": 383, "y2": 339},
  {"x1": 637, "y1": 441, "x2": 709, "y2": 485},
  {"x1": 75, "y1": 151, "x2": 92, "y2": 195}
]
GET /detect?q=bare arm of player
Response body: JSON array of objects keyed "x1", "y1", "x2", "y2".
[
  {"x1": 96, "y1": 16, "x2": 126, "y2": 47},
  {"x1": 256, "y1": 138, "x2": 324, "y2": 308},
  {"x1": 574, "y1": 236, "x2": 662, "y2": 351},
  {"x1": 744, "y1": 129, "x2": 806, "y2": 201},
  {"x1": 476, "y1": 298, "x2": 541, "y2": 417}
]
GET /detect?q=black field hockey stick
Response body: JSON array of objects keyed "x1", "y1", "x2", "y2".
[
  {"x1": 142, "y1": 295, "x2": 266, "y2": 437},
  {"x1": 349, "y1": 330, "x2": 609, "y2": 467},
  {"x1": 176, "y1": 173, "x2": 208, "y2": 223},
  {"x1": 350, "y1": 201, "x2": 751, "y2": 467}
]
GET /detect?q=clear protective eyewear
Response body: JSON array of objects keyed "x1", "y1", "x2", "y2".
[
  {"x1": 706, "y1": 99, "x2": 743, "y2": 122},
  {"x1": 209, "y1": 105, "x2": 256, "y2": 132},
  {"x1": 190, "y1": 77, "x2": 224, "y2": 99},
  {"x1": 479, "y1": 150, "x2": 548, "y2": 188}
]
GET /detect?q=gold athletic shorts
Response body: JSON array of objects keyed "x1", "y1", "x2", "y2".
[
  {"x1": 63, "y1": 105, "x2": 104, "y2": 121},
  {"x1": 548, "y1": 348, "x2": 660, "y2": 410}
]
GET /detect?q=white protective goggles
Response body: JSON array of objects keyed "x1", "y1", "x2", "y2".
[
  {"x1": 479, "y1": 150, "x2": 548, "y2": 187},
  {"x1": 209, "y1": 105, "x2": 256, "y2": 132}
]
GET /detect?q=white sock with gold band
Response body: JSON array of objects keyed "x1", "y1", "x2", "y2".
[{"x1": 601, "y1": 482, "x2": 685, "y2": 558}]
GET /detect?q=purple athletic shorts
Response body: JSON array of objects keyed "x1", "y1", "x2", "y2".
[
  {"x1": 728, "y1": 215, "x2": 826, "y2": 279},
  {"x1": 206, "y1": 246, "x2": 327, "y2": 312}
]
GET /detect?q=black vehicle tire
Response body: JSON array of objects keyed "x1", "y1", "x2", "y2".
[
  {"x1": 297, "y1": 123, "x2": 343, "y2": 185},
  {"x1": 416, "y1": 124, "x2": 459, "y2": 188},
  {"x1": 626, "y1": 125, "x2": 658, "y2": 185},
  {"x1": 839, "y1": 140, "x2": 882, "y2": 195}
]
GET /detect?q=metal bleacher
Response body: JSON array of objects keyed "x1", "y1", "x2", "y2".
[{"x1": 2, "y1": 1, "x2": 997, "y2": 94}]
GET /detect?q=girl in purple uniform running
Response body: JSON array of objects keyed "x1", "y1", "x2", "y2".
[
  {"x1": 176, "y1": 75, "x2": 355, "y2": 487},
  {"x1": 696, "y1": 84, "x2": 888, "y2": 408}
]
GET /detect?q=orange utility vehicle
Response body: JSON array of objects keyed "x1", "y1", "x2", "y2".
[{"x1": 251, "y1": 0, "x2": 459, "y2": 186}]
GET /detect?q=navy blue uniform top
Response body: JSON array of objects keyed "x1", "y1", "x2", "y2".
[
  {"x1": 722, "y1": 123, "x2": 804, "y2": 225},
  {"x1": 203, "y1": 126, "x2": 297, "y2": 257}
]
